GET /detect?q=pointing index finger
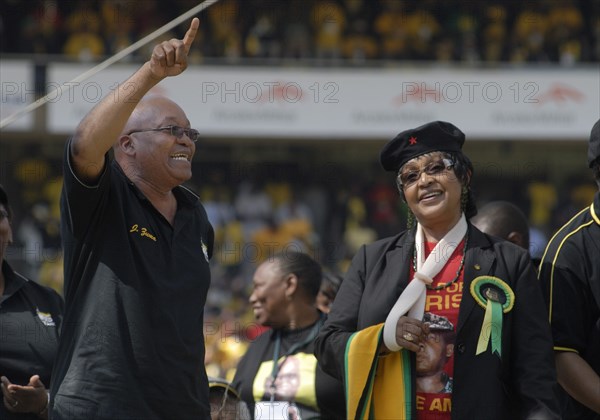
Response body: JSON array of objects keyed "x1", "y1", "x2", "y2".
[{"x1": 183, "y1": 17, "x2": 200, "y2": 54}]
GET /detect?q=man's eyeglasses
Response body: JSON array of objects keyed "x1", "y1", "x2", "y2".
[
  {"x1": 128, "y1": 125, "x2": 200, "y2": 142},
  {"x1": 397, "y1": 158, "x2": 454, "y2": 188}
]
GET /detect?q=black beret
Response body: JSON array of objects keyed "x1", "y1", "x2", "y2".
[
  {"x1": 380, "y1": 121, "x2": 466, "y2": 172},
  {"x1": 588, "y1": 119, "x2": 600, "y2": 168}
]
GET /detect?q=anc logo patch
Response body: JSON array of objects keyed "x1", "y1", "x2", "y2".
[{"x1": 36, "y1": 308, "x2": 56, "y2": 327}]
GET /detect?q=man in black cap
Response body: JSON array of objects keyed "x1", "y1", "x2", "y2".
[{"x1": 539, "y1": 119, "x2": 600, "y2": 419}]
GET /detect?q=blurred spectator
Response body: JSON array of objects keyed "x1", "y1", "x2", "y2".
[
  {"x1": 301, "y1": 182, "x2": 330, "y2": 248},
  {"x1": 62, "y1": 0, "x2": 105, "y2": 61},
  {"x1": 471, "y1": 200, "x2": 530, "y2": 250},
  {"x1": 101, "y1": 0, "x2": 136, "y2": 57},
  {"x1": 342, "y1": 18, "x2": 378, "y2": 62},
  {"x1": 528, "y1": 179, "x2": 557, "y2": 231},
  {"x1": 511, "y1": 2, "x2": 550, "y2": 63},
  {"x1": 453, "y1": 11, "x2": 479, "y2": 63},
  {"x1": 343, "y1": 218, "x2": 377, "y2": 262},
  {"x1": 234, "y1": 180, "x2": 272, "y2": 241},
  {"x1": 316, "y1": 269, "x2": 343, "y2": 314},
  {"x1": 366, "y1": 175, "x2": 401, "y2": 238},
  {"x1": 482, "y1": 4, "x2": 509, "y2": 62},
  {"x1": 19, "y1": 0, "x2": 63, "y2": 55},
  {"x1": 274, "y1": 188, "x2": 315, "y2": 238},
  {"x1": 245, "y1": 12, "x2": 281, "y2": 59},
  {"x1": 249, "y1": 216, "x2": 297, "y2": 264},
  {"x1": 374, "y1": 0, "x2": 410, "y2": 59},
  {"x1": 405, "y1": 4, "x2": 441, "y2": 60},
  {"x1": 312, "y1": 0, "x2": 346, "y2": 61},
  {"x1": 207, "y1": 0, "x2": 242, "y2": 60},
  {"x1": 16, "y1": 202, "x2": 58, "y2": 279},
  {"x1": 528, "y1": 226, "x2": 548, "y2": 264}
]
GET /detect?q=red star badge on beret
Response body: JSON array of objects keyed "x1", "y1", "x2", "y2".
[{"x1": 409, "y1": 136, "x2": 418, "y2": 145}]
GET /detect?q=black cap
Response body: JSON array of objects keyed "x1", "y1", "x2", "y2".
[
  {"x1": 380, "y1": 121, "x2": 465, "y2": 172},
  {"x1": 588, "y1": 119, "x2": 600, "y2": 168}
]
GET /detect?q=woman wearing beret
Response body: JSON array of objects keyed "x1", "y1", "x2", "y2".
[{"x1": 314, "y1": 121, "x2": 559, "y2": 419}]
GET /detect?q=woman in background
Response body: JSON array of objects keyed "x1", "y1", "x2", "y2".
[{"x1": 232, "y1": 252, "x2": 344, "y2": 419}]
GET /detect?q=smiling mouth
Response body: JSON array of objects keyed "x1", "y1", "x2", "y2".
[
  {"x1": 420, "y1": 191, "x2": 442, "y2": 201},
  {"x1": 170, "y1": 153, "x2": 190, "y2": 161}
]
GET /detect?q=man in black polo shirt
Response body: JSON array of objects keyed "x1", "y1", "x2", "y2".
[
  {"x1": 539, "y1": 119, "x2": 600, "y2": 419},
  {"x1": 51, "y1": 19, "x2": 214, "y2": 419}
]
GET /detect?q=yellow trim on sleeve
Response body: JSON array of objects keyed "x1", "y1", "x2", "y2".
[
  {"x1": 538, "y1": 207, "x2": 589, "y2": 279},
  {"x1": 591, "y1": 202, "x2": 600, "y2": 225},
  {"x1": 553, "y1": 347, "x2": 579, "y2": 353},
  {"x1": 544, "y1": 220, "x2": 594, "y2": 324}
]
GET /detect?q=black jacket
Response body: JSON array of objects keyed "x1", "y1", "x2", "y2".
[{"x1": 315, "y1": 224, "x2": 560, "y2": 419}]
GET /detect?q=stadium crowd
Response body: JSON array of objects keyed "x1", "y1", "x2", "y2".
[{"x1": 0, "y1": 0, "x2": 599, "y2": 65}]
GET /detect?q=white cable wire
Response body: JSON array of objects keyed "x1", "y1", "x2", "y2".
[{"x1": 0, "y1": 0, "x2": 221, "y2": 130}]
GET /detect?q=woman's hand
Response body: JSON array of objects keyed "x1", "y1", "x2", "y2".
[
  {"x1": 379, "y1": 316, "x2": 430, "y2": 354},
  {"x1": 395, "y1": 316, "x2": 430, "y2": 353}
]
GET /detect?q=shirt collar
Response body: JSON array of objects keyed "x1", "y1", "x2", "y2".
[{"x1": 113, "y1": 161, "x2": 198, "y2": 208}]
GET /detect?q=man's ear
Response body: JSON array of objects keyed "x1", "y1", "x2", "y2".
[
  {"x1": 284, "y1": 273, "x2": 298, "y2": 299},
  {"x1": 117, "y1": 134, "x2": 135, "y2": 156}
]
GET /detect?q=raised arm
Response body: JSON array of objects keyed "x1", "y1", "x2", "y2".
[{"x1": 70, "y1": 18, "x2": 199, "y2": 182}]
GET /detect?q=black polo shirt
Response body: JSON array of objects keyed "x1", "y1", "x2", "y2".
[
  {"x1": 539, "y1": 190, "x2": 600, "y2": 420},
  {"x1": 51, "y1": 142, "x2": 214, "y2": 420},
  {"x1": 0, "y1": 261, "x2": 63, "y2": 420}
]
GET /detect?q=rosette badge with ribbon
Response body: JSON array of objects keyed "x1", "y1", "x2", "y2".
[{"x1": 470, "y1": 276, "x2": 514, "y2": 357}]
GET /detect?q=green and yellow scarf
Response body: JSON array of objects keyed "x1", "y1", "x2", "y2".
[{"x1": 345, "y1": 323, "x2": 413, "y2": 419}]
